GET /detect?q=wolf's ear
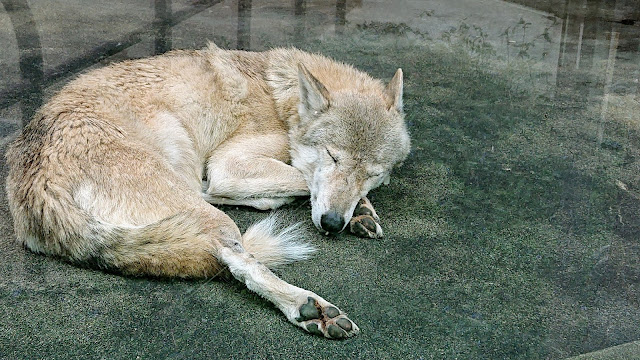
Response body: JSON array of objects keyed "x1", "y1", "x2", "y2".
[
  {"x1": 298, "y1": 64, "x2": 330, "y2": 114},
  {"x1": 385, "y1": 68, "x2": 403, "y2": 112}
]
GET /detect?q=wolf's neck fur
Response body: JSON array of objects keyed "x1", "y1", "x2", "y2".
[{"x1": 264, "y1": 48, "x2": 387, "y2": 131}]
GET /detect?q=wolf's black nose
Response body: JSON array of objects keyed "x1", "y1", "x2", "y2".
[{"x1": 320, "y1": 211, "x2": 345, "y2": 233}]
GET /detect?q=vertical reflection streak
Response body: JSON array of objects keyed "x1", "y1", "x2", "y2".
[
  {"x1": 237, "y1": 0, "x2": 252, "y2": 50},
  {"x1": 597, "y1": 30, "x2": 619, "y2": 145},
  {"x1": 293, "y1": 0, "x2": 306, "y2": 46},
  {"x1": 154, "y1": 0, "x2": 173, "y2": 55},
  {"x1": 335, "y1": 0, "x2": 346, "y2": 34},
  {"x1": 1, "y1": 0, "x2": 44, "y2": 125}
]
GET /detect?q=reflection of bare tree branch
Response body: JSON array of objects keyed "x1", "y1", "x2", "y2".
[
  {"x1": 616, "y1": 180, "x2": 640, "y2": 201},
  {"x1": 0, "y1": 0, "x2": 223, "y2": 115},
  {"x1": 499, "y1": 17, "x2": 554, "y2": 61}
]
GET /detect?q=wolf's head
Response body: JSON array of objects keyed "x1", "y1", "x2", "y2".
[{"x1": 290, "y1": 64, "x2": 410, "y2": 234}]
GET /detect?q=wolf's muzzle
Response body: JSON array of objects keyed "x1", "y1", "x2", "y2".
[{"x1": 320, "y1": 211, "x2": 345, "y2": 233}]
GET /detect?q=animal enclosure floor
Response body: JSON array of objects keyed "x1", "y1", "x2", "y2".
[{"x1": 1, "y1": 1, "x2": 640, "y2": 359}]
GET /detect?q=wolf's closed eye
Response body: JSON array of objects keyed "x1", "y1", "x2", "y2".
[{"x1": 326, "y1": 149, "x2": 338, "y2": 163}]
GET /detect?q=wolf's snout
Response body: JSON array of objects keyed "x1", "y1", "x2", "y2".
[{"x1": 320, "y1": 211, "x2": 345, "y2": 233}]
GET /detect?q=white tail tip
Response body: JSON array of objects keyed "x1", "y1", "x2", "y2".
[{"x1": 241, "y1": 214, "x2": 316, "y2": 269}]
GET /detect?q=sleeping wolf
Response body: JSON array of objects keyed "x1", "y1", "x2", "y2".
[{"x1": 5, "y1": 44, "x2": 410, "y2": 339}]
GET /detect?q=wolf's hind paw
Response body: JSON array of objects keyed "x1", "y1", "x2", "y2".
[{"x1": 295, "y1": 297, "x2": 359, "y2": 339}]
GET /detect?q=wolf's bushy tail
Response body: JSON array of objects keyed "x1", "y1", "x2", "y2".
[
  {"x1": 91, "y1": 212, "x2": 315, "y2": 277},
  {"x1": 241, "y1": 214, "x2": 316, "y2": 268}
]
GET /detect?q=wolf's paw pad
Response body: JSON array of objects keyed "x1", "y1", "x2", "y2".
[
  {"x1": 349, "y1": 198, "x2": 383, "y2": 238},
  {"x1": 353, "y1": 198, "x2": 379, "y2": 221},
  {"x1": 349, "y1": 215, "x2": 383, "y2": 238},
  {"x1": 296, "y1": 297, "x2": 359, "y2": 339}
]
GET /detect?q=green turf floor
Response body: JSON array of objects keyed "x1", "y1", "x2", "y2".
[{"x1": 1, "y1": 11, "x2": 639, "y2": 360}]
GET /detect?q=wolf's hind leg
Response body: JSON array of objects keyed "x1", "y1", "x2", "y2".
[
  {"x1": 218, "y1": 247, "x2": 359, "y2": 339},
  {"x1": 348, "y1": 197, "x2": 383, "y2": 238}
]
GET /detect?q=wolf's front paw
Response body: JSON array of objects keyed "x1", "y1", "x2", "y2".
[
  {"x1": 295, "y1": 297, "x2": 359, "y2": 339},
  {"x1": 349, "y1": 198, "x2": 383, "y2": 238}
]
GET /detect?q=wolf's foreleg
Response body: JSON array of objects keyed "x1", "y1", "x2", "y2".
[
  {"x1": 202, "y1": 192, "x2": 298, "y2": 210},
  {"x1": 218, "y1": 246, "x2": 359, "y2": 339},
  {"x1": 348, "y1": 197, "x2": 383, "y2": 238},
  {"x1": 205, "y1": 134, "x2": 309, "y2": 209}
]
